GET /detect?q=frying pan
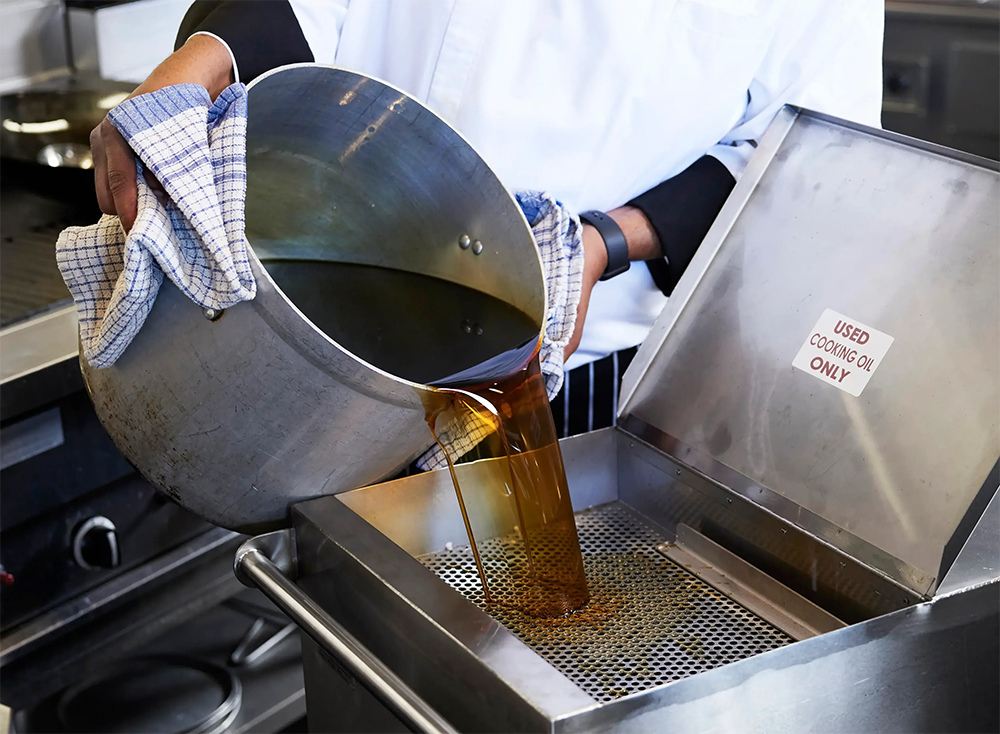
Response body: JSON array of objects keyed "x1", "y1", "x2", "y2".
[
  {"x1": 1, "y1": 81, "x2": 134, "y2": 169},
  {"x1": 0, "y1": 80, "x2": 133, "y2": 204}
]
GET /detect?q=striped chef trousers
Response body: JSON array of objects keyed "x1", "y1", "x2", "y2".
[{"x1": 550, "y1": 346, "x2": 639, "y2": 438}]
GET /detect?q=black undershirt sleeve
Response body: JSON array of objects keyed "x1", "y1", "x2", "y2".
[
  {"x1": 629, "y1": 155, "x2": 736, "y2": 297},
  {"x1": 174, "y1": 1, "x2": 313, "y2": 84}
]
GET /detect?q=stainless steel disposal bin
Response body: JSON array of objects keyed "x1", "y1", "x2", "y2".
[{"x1": 236, "y1": 107, "x2": 1000, "y2": 733}]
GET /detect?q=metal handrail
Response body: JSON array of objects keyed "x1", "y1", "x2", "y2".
[{"x1": 234, "y1": 531, "x2": 458, "y2": 734}]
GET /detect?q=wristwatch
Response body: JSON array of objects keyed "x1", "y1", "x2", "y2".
[{"x1": 579, "y1": 210, "x2": 630, "y2": 281}]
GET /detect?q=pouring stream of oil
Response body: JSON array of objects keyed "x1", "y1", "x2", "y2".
[
  {"x1": 425, "y1": 353, "x2": 590, "y2": 616},
  {"x1": 265, "y1": 259, "x2": 590, "y2": 617}
]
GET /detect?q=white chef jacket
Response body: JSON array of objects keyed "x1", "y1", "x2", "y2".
[{"x1": 222, "y1": 0, "x2": 885, "y2": 369}]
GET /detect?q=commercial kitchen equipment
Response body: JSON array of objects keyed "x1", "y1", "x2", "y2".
[
  {"x1": 239, "y1": 110, "x2": 999, "y2": 731},
  {"x1": 883, "y1": 0, "x2": 999, "y2": 160},
  {"x1": 76, "y1": 65, "x2": 998, "y2": 731},
  {"x1": 0, "y1": 99, "x2": 257, "y2": 720},
  {"x1": 0, "y1": 81, "x2": 132, "y2": 169}
]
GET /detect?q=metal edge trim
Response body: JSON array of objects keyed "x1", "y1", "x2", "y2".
[
  {"x1": 0, "y1": 527, "x2": 241, "y2": 666},
  {"x1": 884, "y1": 1, "x2": 1000, "y2": 23},
  {"x1": 617, "y1": 106, "x2": 800, "y2": 419},
  {"x1": 619, "y1": 416, "x2": 933, "y2": 598},
  {"x1": 0, "y1": 304, "x2": 76, "y2": 339},
  {"x1": 673, "y1": 523, "x2": 847, "y2": 636},
  {"x1": 0, "y1": 305, "x2": 79, "y2": 384},
  {"x1": 795, "y1": 106, "x2": 1000, "y2": 172},
  {"x1": 936, "y1": 462, "x2": 1000, "y2": 593},
  {"x1": 1, "y1": 350, "x2": 80, "y2": 385}
]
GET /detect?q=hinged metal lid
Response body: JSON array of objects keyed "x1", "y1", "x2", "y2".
[{"x1": 619, "y1": 107, "x2": 999, "y2": 597}]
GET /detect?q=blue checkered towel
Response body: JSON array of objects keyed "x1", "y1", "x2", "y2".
[
  {"x1": 417, "y1": 191, "x2": 584, "y2": 471},
  {"x1": 513, "y1": 190, "x2": 584, "y2": 399},
  {"x1": 56, "y1": 83, "x2": 255, "y2": 369}
]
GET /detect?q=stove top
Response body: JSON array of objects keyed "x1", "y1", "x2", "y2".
[
  {"x1": 1, "y1": 160, "x2": 100, "y2": 327},
  {"x1": 0, "y1": 158, "x2": 217, "y2": 637}
]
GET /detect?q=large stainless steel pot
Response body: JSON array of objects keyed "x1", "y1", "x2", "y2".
[{"x1": 81, "y1": 64, "x2": 545, "y2": 533}]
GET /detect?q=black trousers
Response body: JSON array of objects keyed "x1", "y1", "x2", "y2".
[{"x1": 550, "y1": 346, "x2": 639, "y2": 438}]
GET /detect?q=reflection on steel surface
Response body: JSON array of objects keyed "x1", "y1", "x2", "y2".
[{"x1": 620, "y1": 107, "x2": 999, "y2": 595}]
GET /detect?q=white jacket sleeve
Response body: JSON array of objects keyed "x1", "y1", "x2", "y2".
[
  {"x1": 289, "y1": 0, "x2": 351, "y2": 66},
  {"x1": 711, "y1": 0, "x2": 884, "y2": 178}
]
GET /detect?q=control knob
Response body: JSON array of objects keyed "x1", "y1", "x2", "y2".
[{"x1": 73, "y1": 516, "x2": 120, "y2": 570}]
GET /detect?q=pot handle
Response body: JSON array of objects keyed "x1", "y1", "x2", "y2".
[{"x1": 234, "y1": 530, "x2": 459, "y2": 734}]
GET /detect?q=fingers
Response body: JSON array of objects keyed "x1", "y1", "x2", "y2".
[
  {"x1": 91, "y1": 119, "x2": 139, "y2": 232},
  {"x1": 143, "y1": 168, "x2": 168, "y2": 207},
  {"x1": 103, "y1": 122, "x2": 139, "y2": 233},
  {"x1": 91, "y1": 123, "x2": 113, "y2": 215}
]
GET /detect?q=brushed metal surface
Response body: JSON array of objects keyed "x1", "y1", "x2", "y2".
[
  {"x1": 284, "y1": 427, "x2": 998, "y2": 732},
  {"x1": 620, "y1": 107, "x2": 999, "y2": 594},
  {"x1": 79, "y1": 65, "x2": 543, "y2": 532},
  {"x1": 657, "y1": 524, "x2": 846, "y2": 640},
  {"x1": 616, "y1": 434, "x2": 922, "y2": 623},
  {"x1": 336, "y1": 426, "x2": 619, "y2": 558}
]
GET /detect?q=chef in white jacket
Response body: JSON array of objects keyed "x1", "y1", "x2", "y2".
[{"x1": 91, "y1": 0, "x2": 884, "y2": 436}]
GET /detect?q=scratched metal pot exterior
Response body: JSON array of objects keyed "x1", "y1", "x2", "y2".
[{"x1": 80, "y1": 64, "x2": 544, "y2": 533}]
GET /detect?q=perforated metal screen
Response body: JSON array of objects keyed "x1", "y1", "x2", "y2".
[{"x1": 420, "y1": 503, "x2": 794, "y2": 702}]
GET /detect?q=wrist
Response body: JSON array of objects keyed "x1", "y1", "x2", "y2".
[
  {"x1": 581, "y1": 224, "x2": 609, "y2": 287},
  {"x1": 607, "y1": 206, "x2": 661, "y2": 261},
  {"x1": 130, "y1": 34, "x2": 234, "y2": 102}
]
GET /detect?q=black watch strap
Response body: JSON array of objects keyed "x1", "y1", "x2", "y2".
[{"x1": 579, "y1": 210, "x2": 630, "y2": 281}]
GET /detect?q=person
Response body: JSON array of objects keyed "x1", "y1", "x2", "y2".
[{"x1": 90, "y1": 0, "x2": 884, "y2": 437}]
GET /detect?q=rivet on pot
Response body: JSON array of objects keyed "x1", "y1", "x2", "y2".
[
  {"x1": 472, "y1": 240, "x2": 484, "y2": 255},
  {"x1": 458, "y1": 234, "x2": 471, "y2": 249},
  {"x1": 204, "y1": 308, "x2": 223, "y2": 322}
]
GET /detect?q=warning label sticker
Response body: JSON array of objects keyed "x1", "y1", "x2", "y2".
[{"x1": 792, "y1": 309, "x2": 894, "y2": 397}]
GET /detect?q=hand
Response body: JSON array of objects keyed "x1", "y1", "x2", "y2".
[
  {"x1": 91, "y1": 34, "x2": 235, "y2": 232},
  {"x1": 563, "y1": 223, "x2": 607, "y2": 359},
  {"x1": 91, "y1": 119, "x2": 146, "y2": 233},
  {"x1": 564, "y1": 206, "x2": 661, "y2": 359}
]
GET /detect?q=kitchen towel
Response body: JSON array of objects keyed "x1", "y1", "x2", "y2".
[
  {"x1": 417, "y1": 190, "x2": 585, "y2": 471},
  {"x1": 56, "y1": 82, "x2": 255, "y2": 369}
]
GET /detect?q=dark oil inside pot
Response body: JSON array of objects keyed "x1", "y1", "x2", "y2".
[{"x1": 264, "y1": 259, "x2": 589, "y2": 617}]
